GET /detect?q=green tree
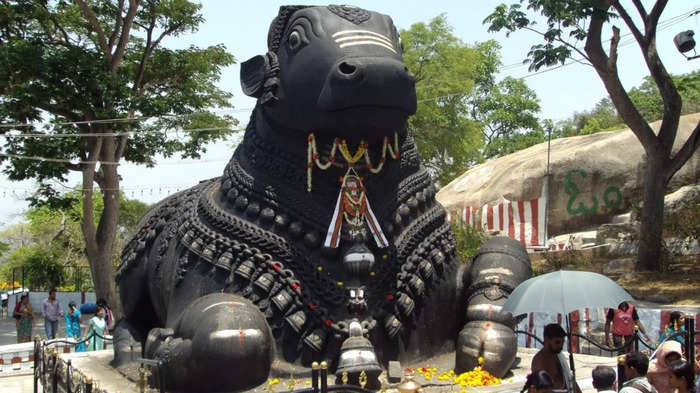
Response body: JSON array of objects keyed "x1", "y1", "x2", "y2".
[
  {"x1": 553, "y1": 71, "x2": 700, "y2": 137},
  {"x1": 486, "y1": 0, "x2": 700, "y2": 271},
  {"x1": 0, "y1": 241, "x2": 8, "y2": 259},
  {"x1": 628, "y1": 71, "x2": 700, "y2": 122},
  {"x1": 401, "y1": 17, "x2": 544, "y2": 184},
  {"x1": 401, "y1": 15, "x2": 484, "y2": 185},
  {"x1": 0, "y1": 1, "x2": 237, "y2": 314},
  {"x1": 467, "y1": 41, "x2": 544, "y2": 159},
  {"x1": 554, "y1": 97, "x2": 623, "y2": 137},
  {"x1": 0, "y1": 190, "x2": 150, "y2": 290}
]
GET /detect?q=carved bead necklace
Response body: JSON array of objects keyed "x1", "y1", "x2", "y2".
[{"x1": 306, "y1": 132, "x2": 400, "y2": 192}]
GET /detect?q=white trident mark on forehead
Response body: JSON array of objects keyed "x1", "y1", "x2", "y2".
[{"x1": 332, "y1": 30, "x2": 397, "y2": 54}]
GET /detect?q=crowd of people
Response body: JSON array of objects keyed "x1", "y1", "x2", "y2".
[
  {"x1": 525, "y1": 322, "x2": 699, "y2": 393},
  {"x1": 11, "y1": 289, "x2": 115, "y2": 351}
]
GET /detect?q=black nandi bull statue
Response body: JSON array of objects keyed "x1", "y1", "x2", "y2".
[{"x1": 114, "y1": 5, "x2": 531, "y2": 392}]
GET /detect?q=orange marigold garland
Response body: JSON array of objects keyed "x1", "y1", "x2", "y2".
[{"x1": 410, "y1": 357, "x2": 503, "y2": 389}]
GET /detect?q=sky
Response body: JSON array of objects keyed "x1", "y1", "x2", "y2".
[{"x1": 1, "y1": 0, "x2": 699, "y2": 227}]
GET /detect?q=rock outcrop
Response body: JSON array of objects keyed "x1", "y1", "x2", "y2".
[{"x1": 437, "y1": 113, "x2": 700, "y2": 236}]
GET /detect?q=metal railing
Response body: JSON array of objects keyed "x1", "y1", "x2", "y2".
[
  {"x1": 515, "y1": 315, "x2": 697, "y2": 362},
  {"x1": 33, "y1": 331, "x2": 113, "y2": 393}
]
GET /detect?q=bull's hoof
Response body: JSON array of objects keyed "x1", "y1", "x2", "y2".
[
  {"x1": 146, "y1": 293, "x2": 274, "y2": 392},
  {"x1": 455, "y1": 320, "x2": 517, "y2": 378}
]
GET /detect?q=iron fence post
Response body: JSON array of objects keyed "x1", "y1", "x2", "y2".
[
  {"x1": 33, "y1": 335, "x2": 40, "y2": 393},
  {"x1": 685, "y1": 315, "x2": 694, "y2": 364},
  {"x1": 158, "y1": 360, "x2": 165, "y2": 393},
  {"x1": 312, "y1": 361, "x2": 320, "y2": 393},
  {"x1": 617, "y1": 355, "x2": 625, "y2": 392},
  {"x1": 52, "y1": 350, "x2": 58, "y2": 393},
  {"x1": 66, "y1": 359, "x2": 72, "y2": 393},
  {"x1": 320, "y1": 361, "x2": 328, "y2": 393}
]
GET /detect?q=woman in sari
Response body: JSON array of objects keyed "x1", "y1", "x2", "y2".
[
  {"x1": 65, "y1": 301, "x2": 85, "y2": 352},
  {"x1": 86, "y1": 306, "x2": 106, "y2": 351},
  {"x1": 13, "y1": 293, "x2": 34, "y2": 343},
  {"x1": 660, "y1": 311, "x2": 687, "y2": 348}
]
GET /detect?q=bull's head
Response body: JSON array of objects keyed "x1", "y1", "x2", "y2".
[{"x1": 241, "y1": 5, "x2": 416, "y2": 140}]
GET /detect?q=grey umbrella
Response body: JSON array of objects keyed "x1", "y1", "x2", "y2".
[
  {"x1": 501, "y1": 270, "x2": 634, "y2": 316},
  {"x1": 501, "y1": 270, "x2": 634, "y2": 389}
]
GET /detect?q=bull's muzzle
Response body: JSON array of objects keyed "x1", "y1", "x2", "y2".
[{"x1": 317, "y1": 57, "x2": 417, "y2": 114}]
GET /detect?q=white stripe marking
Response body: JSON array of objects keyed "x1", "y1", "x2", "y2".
[
  {"x1": 524, "y1": 200, "x2": 533, "y2": 245},
  {"x1": 513, "y1": 201, "x2": 521, "y2": 242},
  {"x1": 335, "y1": 35, "x2": 393, "y2": 46},
  {"x1": 338, "y1": 41, "x2": 397, "y2": 54},
  {"x1": 209, "y1": 329, "x2": 262, "y2": 340},
  {"x1": 332, "y1": 29, "x2": 392, "y2": 41}
]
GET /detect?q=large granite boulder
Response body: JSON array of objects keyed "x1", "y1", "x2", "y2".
[{"x1": 437, "y1": 113, "x2": 700, "y2": 236}]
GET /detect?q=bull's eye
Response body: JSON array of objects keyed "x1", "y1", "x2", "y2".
[{"x1": 288, "y1": 31, "x2": 302, "y2": 51}]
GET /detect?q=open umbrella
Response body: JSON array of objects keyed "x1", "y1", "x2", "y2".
[{"x1": 501, "y1": 270, "x2": 634, "y2": 388}]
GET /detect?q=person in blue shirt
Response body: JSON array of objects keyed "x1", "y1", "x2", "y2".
[
  {"x1": 64, "y1": 301, "x2": 85, "y2": 352},
  {"x1": 659, "y1": 311, "x2": 686, "y2": 347}
]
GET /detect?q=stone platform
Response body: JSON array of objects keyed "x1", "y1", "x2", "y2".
[{"x1": 22, "y1": 347, "x2": 617, "y2": 393}]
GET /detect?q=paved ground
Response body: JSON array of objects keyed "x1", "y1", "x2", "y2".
[
  {"x1": 0, "y1": 312, "x2": 89, "y2": 346},
  {"x1": 0, "y1": 347, "x2": 618, "y2": 393},
  {"x1": 0, "y1": 374, "x2": 37, "y2": 393}
]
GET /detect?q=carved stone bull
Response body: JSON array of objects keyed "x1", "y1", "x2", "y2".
[{"x1": 114, "y1": 5, "x2": 530, "y2": 392}]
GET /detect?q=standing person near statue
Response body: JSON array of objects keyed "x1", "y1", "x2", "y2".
[
  {"x1": 65, "y1": 301, "x2": 85, "y2": 352},
  {"x1": 619, "y1": 351, "x2": 657, "y2": 393},
  {"x1": 42, "y1": 288, "x2": 62, "y2": 339},
  {"x1": 531, "y1": 323, "x2": 582, "y2": 393},
  {"x1": 605, "y1": 301, "x2": 651, "y2": 352},
  {"x1": 13, "y1": 293, "x2": 34, "y2": 343},
  {"x1": 86, "y1": 307, "x2": 107, "y2": 351},
  {"x1": 96, "y1": 298, "x2": 115, "y2": 333}
]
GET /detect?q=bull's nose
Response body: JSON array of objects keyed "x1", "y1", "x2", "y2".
[{"x1": 337, "y1": 61, "x2": 359, "y2": 78}]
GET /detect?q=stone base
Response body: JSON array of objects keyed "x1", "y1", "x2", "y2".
[{"x1": 48, "y1": 348, "x2": 618, "y2": 393}]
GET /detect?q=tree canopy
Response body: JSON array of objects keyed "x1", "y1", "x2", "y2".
[
  {"x1": 0, "y1": 0, "x2": 237, "y2": 313},
  {"x1": 0, "y1": 190, "x2": 149, "y2": 290},
  {"x1": 486, "y1": 0, "x2": 700, "y2": 271},
  {"x1": 554, "y1": 71, "x2": 700, "y2": 137},
  {"x1": 401, "y1": 15, "x2": 543, "y2": 185}
]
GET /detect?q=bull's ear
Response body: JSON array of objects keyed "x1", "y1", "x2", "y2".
[{"x1": 240, "y1": 55, "x2": 266, "y2": 98}]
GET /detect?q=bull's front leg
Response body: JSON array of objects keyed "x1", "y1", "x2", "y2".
[
  {"x1": 144, "y1": 293, "x2": 274, "y2": 392},
  {"x1": 455, "y1": 236, "x2": 532, "y2": 377}
]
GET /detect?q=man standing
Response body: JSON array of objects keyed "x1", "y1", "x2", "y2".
[
  {"x1": 42, "y1": 289, "x2": 62, "y2": 339},
  {"x1": 619, "y1": 352, "x2": 658, "y2": 393},
  {"x1": 531, "y1": 323, "x2": 582, "y2": 393},
  {"x1": 592, "y1": 365, "x2": 617, "y2": 393},
  {"x1": 605, "y1": 301, "x2": 651, "y2": 352}
]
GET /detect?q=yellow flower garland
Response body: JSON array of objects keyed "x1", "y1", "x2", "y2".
[{"x1": 306, "y1": 132, "x2": 400, "y2": 192}]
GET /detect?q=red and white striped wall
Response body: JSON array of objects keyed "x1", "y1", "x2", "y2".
[
  {"x1": 0, "y1": 342, "x2": 34, "y2": 374},
  {"x1": 446, "y1": 195, "x2": 547, "y2": 247},
  {"x1": 0, "y1": 339, "x2": 112, "y2": 375}
]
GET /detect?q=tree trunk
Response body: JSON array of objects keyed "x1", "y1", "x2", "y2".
[
  {"x1": 636, "y1": 154, "x2": 667, "y2": 271},
  {"x1": 81, "y1": 134, "x2": 123, "y2": 319},
  {"x1": 85, "y1": 244, "x2": 122, "y2": 318}
]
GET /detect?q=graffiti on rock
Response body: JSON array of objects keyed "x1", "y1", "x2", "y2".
[{"x1": 565, "y1": 169, "x2": 622, "y2": 215}]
